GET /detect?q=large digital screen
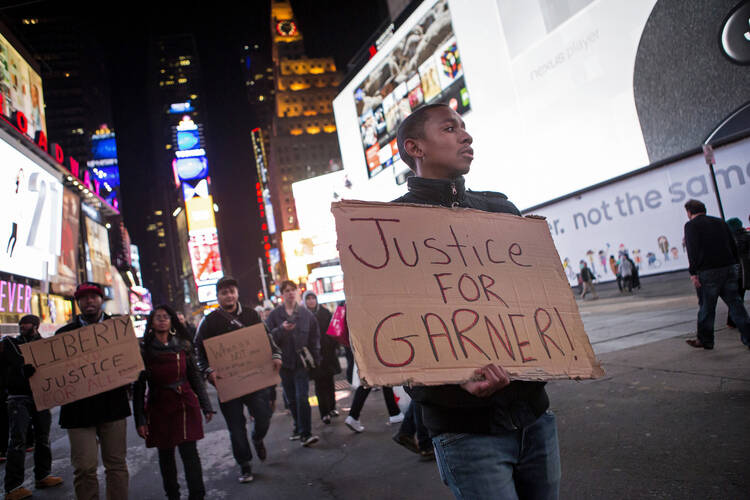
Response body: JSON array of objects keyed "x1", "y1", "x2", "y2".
[
  {"x1": 51, "y1": 188, "x2": 80, "y2": 295},
  {"x1": 353, "y1": 0, "x2": 470, "y2": 178},
  {"x1": 187, "y1": 230, "x2": 223, "y2": 287},
  {"x1": 173, "y1": 156, "x2": 208, "y2": 181},
  {"x1": 177, "y1": 129, "x2": 201, "y2": 151},
  {"x1": 0, "y1": 134, "x2": 62, "y2": 280},
  {"x1": 0, "y1": 33, "x2": 46, "y2": 138},
  {"x1": 334, "y1": 0, "x2": 750, "y2": 210},
  {"x1": 91, "y1": 136, "x2": 117, "y2": 160},
  {"x1": 84, "y1": 216, "x2": 113, "y2": 286},
  {"x1": 185, "y1": 196, "x2": 217, "y2": 233}
]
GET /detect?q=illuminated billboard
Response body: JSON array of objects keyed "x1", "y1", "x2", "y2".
[
  {"x1": 173, "y1": 115, "x2": 223, "y2": 301},
  {"x1": 0, "y1": 32, "x2": 46, "y2": 139},
  {"x1": 84, "y1": 217, "x2": 113, "y2": 286},
  {"x1": 0, "y1": 134, "x2": 62, "y2": 281},
  {"x1": 88, "y1": 126, "x2": 120, "y2": 207},
  {"x1": 51, "y1": 188, "x2": 80, "y2": 295},
  {"x1": 353, "y1": 0, "x2": 470, "y2": 178},
  {"x1": 334, "y1": 0, "x2": 749, "y2": 210}
]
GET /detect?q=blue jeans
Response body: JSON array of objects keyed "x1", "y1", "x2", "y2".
[
  {"x1": 219, "y1": 388, "x2": 273, "y2": 468},
  {"x1": 280, "y1": 367, "x2": 312, "y2": 437},
  {"x1": 697, "y1": 264, "x2": 750, "y2": 347},
  {"x1": 433, "y1": 411, "x2": 560, "y2": 500},
  {"x1": 5, "y1": 397, "x2": 52, "y2": 492}
]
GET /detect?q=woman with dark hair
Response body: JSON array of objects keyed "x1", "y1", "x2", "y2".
[{"x1": 133, "y1": 305, "x2": 215, "y2": 500}]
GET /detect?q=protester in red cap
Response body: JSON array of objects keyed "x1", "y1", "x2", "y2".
[
  {"x1": 55, "y1": 283, "x2": 130, "y2": 500},
  {"x1": 0, "y1": 315, "x2": 63, "y2": 500}
]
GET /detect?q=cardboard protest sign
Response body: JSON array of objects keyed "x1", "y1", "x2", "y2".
[
  {"x1": 332, "y1": 200, "x2": 604, "y2": 386},
  {"x1": 20, "y1": 316, "x2": 144, "y2": 411},
  {"x1": 203, "y1": 323, "x2": 280, "y2": 403}
]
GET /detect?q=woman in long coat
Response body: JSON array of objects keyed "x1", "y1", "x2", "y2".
[{"x1": 133, "y1": 305, "x2": 215, "y2": 500}]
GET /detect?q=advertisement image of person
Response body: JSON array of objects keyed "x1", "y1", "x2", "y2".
[
  {"x1": 55, "y1": 283, "x2": 131, "y2": 500},
  {"x1": 609, "y1": 255, "x2": 622, "y2": 292},
  {"x1": 133, "y1": 305, "x2": 215, "y2": 500},
  {"x1": 657, "y1": 235, "x2": 669, "y2": 261},
  {"x1": 193, "y1": 276, "x2": 282, "y2": 484},
  {"x1": 586, "y1": 249, "x2": 596, "y2": 275},
  {"x1": 6, "y1": 168, "x2": 23, "y2": 258},
  {"x1": 393, "y1": 104, "x2": 560, "y2": 499},
  {"x1": 683, "y1": 199, "x2": 750, "y2": 350},
  {"x1": 267, "y1": 281, "x2": 320, "y2": 447},
  {"x1": 1, "y1": 315, "x2": 63, "y2": 500},
  {"x1": 598, "y1": 250, "x2": 607, "y2": 274}
]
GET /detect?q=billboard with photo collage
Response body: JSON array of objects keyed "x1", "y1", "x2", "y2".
[
  {"x1": 0, "y1": 31, "x2": 46, "y2": 138},
  {"x1": 353, "y1": 0, "x2": 470, "y2": 178},
  {"x1": 84, "y1": 216, "x2": 113, "y2": 286}
]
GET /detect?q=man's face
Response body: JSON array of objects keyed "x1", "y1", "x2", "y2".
[
  {"x1": 217, "y1": 286, "x2": 239, "y2": 310},
  {"x1": 409, "y1": 107, "x2": 473, "y2": 179},
  {"x1": 77, "y1": 293, "x2": 103, "y2": 317},
  {"x1": 305, "y1": 295, "x2": 317, "y2": 310},
  {"x1": 19, "y1": 322, "x2": 36, "y2": 336},
  {"x1": 282, "y1": 286, "x2": 297, "y2": 305}
]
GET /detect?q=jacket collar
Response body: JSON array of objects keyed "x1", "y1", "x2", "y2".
[{"x1": 406, "y1": 175, "x2": 466, "y2": 206}]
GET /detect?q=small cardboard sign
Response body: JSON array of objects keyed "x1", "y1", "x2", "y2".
[
  {"x1": 20, "y1": 316, "x2": 144, "y2": 411},
  {"x1": 203, "y1": 323, "x2": 281, "y2": 403},
  {"x1": 332, "y1": 200, "x2": 604, "y2": 386}
]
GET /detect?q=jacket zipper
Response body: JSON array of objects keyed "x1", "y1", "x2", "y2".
[{"x1": 450, "y1": 182, "x2": 459, "y2": 207}]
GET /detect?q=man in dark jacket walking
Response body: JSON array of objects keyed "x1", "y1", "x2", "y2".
[
  {"x1": 55, "y1": 282, "x2": 130, "y2": 500},
  {"x1": 193, "y1": 276, "x2": 282, "y2": 484},
  {"x1": 393, "y1": 103, "x2": 560, "y2": 499},
  {"x1": 1, "y1": 315, "x2": 63, "y2": 500},
  {"x1": 267, "y1": 281, "x2": 320, "y2": 447},
  {"x1": 303, "y1": 291, "x2": 340, "y2": 423},
  {"x1": 683, "y1": 199, "x2": 750, "y2": 349}
]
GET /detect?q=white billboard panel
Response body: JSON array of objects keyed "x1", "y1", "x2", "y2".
[
  {"x1": 334, "y1": 0, "x2": 659, "y2": 207},
  {"x1": 528, "y1": 137, "x2": 750, "y2": 285},
  {"x1": 0, "y1": 135, "x2": 62, "y2": 280}
]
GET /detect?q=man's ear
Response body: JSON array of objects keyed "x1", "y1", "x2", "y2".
[{"x1": 403, "y1": 137, "x2": 423, "y2": 161}]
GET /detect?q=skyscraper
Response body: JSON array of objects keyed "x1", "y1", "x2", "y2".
[{"x1": 269, "y1": 0, "x2": 343, "y2": 234}]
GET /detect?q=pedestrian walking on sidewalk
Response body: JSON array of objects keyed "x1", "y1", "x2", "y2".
[
  {"x1": 267, "y1": 281, "x2": 320, "y2": 447},
  {"x1": 618, "y1": 251, "x2": 634, "y2": 293},
  {"x1": 303, "y1": 292, "x2": 341, "y2": 423},
  {"x1": 392, "y1": 400, "x2": 433, "y2": 461},
  {"x1": 683, "y1": 200, "x2": 750, "y2": 349},
  {"x1": 392, "y1": 104, "x2": 560, "y2": 499},
  {"x1": 56, "y1": 282, "x2": 131, "y2": 500},
  {"x1": 344, "y1": 382, "x2": 404, "y2": 433},
  {"x1": 194, "y1": 276, "x2": 282, "y2": 483},
  {"x1": 134, "y1": 305, "x2": 215, "y2": 500},
  {"x1": 1, "y1": 315, "x2": 63, "y2": 500},
  {"x1": 725, "y1": 218, "x2": 750, "y2": 328},
  {"x1": 580, "y1": 260, "x2": 598, "y2": 299}
]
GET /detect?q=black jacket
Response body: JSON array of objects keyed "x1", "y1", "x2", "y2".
[
  {"x1": 0, "y1": 332, "x2": 41, "y2": 398},
  {"x1": 55, "y1": 314, "x2": 132, "y2": 429},
  {"x1": 306, "y1": 302, "x2": 341, "y2": 377},
  {"x1": 133, "y1": 336, "x2": 213, "y2": 428},
  {"x1": 193, "y1": 303, "x2": 281, "y2": 375},
  {"x1": 395, "y1": 175, "x2": 550, "y2": 436},
  {"x1": 684, "y1": 214, "x2": 738, "y2": 275}
]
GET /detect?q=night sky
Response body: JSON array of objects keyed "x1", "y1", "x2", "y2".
[{"x1": 2, "y1": 0, "x2": 389, "y2": 302}]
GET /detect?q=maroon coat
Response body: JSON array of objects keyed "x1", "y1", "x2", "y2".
[{"x1": 133, "y1": 337, "x2": 213, "y2": 449}]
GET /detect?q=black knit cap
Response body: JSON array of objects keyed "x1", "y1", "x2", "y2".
[
  {"x1": 216, "y1": 276, "x2": 239, "y2": 292},
  {"x1": 18, "y1": 315, "x2": 40, "y2": 327}
]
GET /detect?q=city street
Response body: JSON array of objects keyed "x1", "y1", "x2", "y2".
[{"x1": 7, "y1": 271, "x2": 748, "y2": 499}]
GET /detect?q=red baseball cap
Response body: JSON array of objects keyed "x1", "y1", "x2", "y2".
[{"x1": 74, "y1": 282, "x2": 104, "y2": 300}]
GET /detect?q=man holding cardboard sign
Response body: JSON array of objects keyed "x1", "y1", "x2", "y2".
[
  {"x1": 193, "y1": 276, "x2": 282, "y2": 484},
  {"x1": 333, "y1": 104, "x2": 600, "y2": 500},
  {"x1": 53, "y1": 282, "x2": 134, "y2": 500}
]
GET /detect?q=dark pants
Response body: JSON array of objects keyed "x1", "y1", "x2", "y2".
[
  {"x1": 727, "y1": 288, "x2": 746, "y2": 327},
  {"x1": 343, "y1": 347, "x2": 354, "y2": 384},
  {"x1": 314, "y1": 374, "x2": 336, "y2": 419},
  {"x1": 218, "y1": 388, "x2": 272, "y2": 468},
  {"x1": 280, "y1": 367, "x2": 312, "y2": 437},
  {"x1": 0, "y1": 391, "x2": 7, "y2": 455},
  {"x1": 697, "y1": 264, "x2": 750, "y2": 347},
  {"x1": 158, "y1": 441, "x2": 204, "y2": 500},
  {"x1": 349, "y1": 386, "x2": 400, "y2": 420},
  {"x1": 399, "y1": 400, "x2": 431, "y2": 451},
  {"x1": 5, "y1": 397, "x2": 52, "y2": 492}
]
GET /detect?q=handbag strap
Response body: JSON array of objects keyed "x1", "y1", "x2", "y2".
[{"x1": 215, "y1": 308, "x2": 246, "y2": 330}]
